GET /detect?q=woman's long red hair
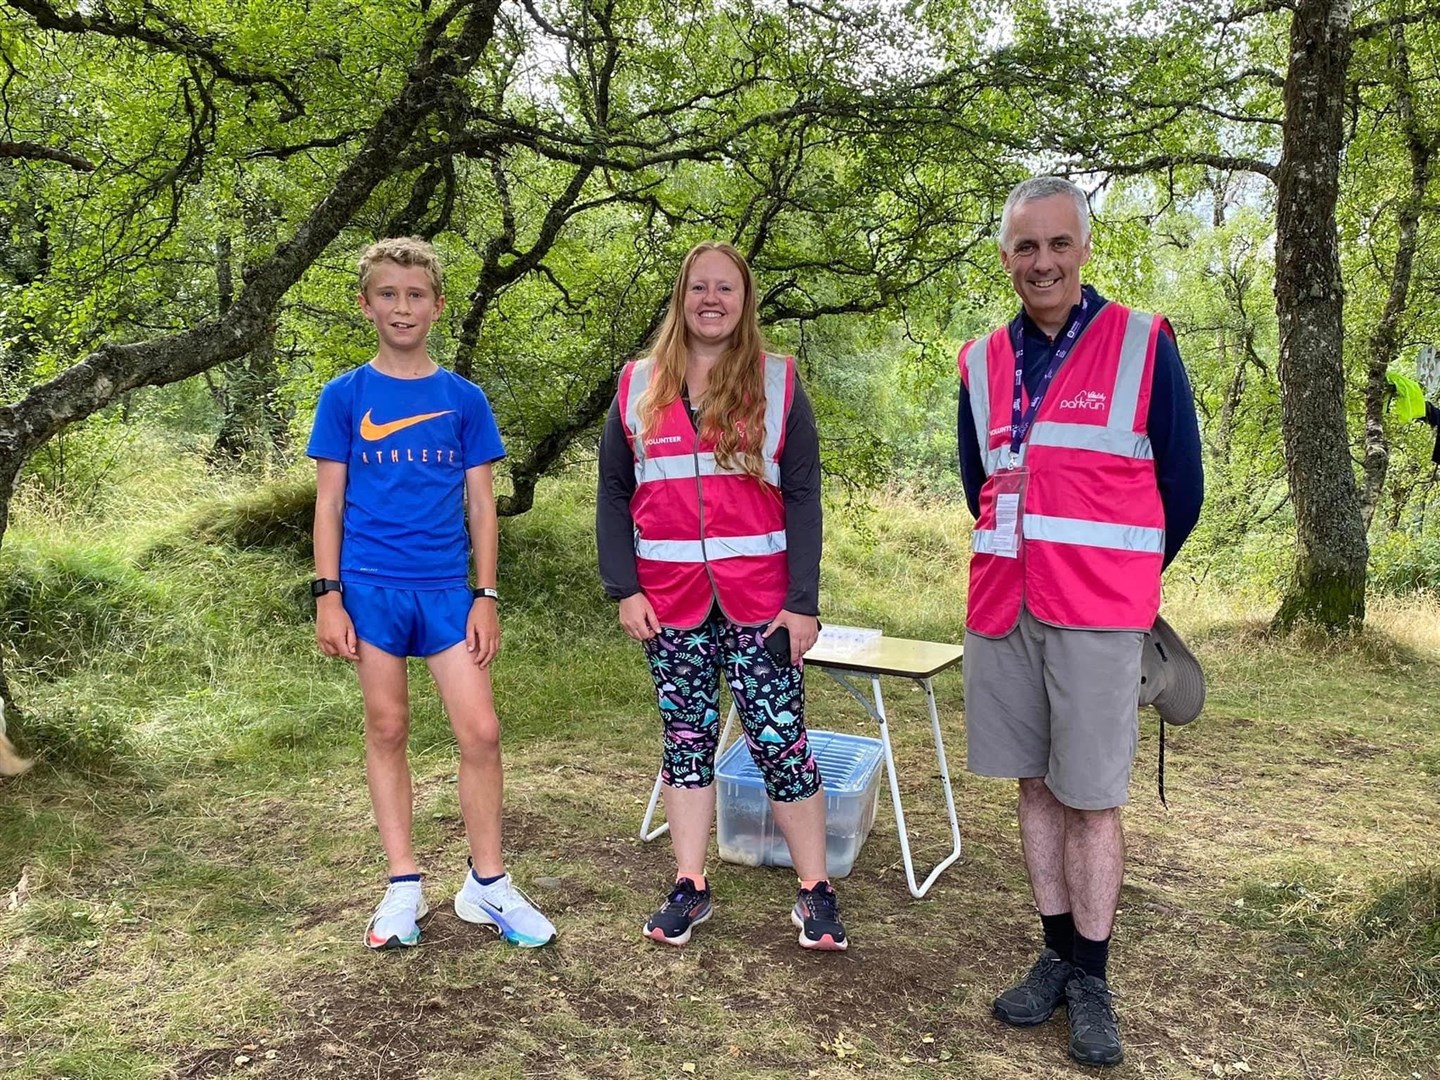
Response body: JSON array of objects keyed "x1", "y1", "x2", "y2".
[{"x1": 637, "y1": 242, "x2": 772, "y2": 481}]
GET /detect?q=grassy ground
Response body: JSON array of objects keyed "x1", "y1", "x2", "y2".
[{"x1": 1, "y1": 458, "x2": 1437, "y2": 1080}]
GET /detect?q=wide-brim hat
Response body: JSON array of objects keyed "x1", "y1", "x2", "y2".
[{"x1": 1139, "y1": 614, "x2": 1205, "y2": 726}]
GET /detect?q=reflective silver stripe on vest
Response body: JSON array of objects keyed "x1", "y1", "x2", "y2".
[
  {"x1": 971, "y1": 528, "x2": 1000, "y2": 554},
  {"x1": 1027, "y1": 421, "x2": 1153, "y2": 460},
  {"x1": 638, "y1": 452, "x2": 782, "y2": 487},
  {"x1": 970, "y1": 513, "x2": 1164, "y2": 555},
  {"x1": 625, "y1": 359, "x2": 653, "y2": 455},
  {"x1": 1109, "y1": 310, "x2": 1154, "y2": 432},
  {"x1": 1025, "y1": 513, "x2": 1164, "y2": 553},
  {"x1": 965, "y1": 337, "x2": 1009, "y2": 474},
  {"x1": 761, "y1": 354, "x2": 788, "y2": 462},
  {"x1": 636, "y1": 530, "x2": 788, "y2": 563}
]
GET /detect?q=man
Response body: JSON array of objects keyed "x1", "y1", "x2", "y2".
[{"x1": 956, "y1": 176, "x2": 1203, "y2": 1067}]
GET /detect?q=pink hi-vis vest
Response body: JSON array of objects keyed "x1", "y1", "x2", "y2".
[
  {"x1": 618, "y1": 353, "x2": 795, "y2": 629},
  {"x1": 959, "y1": 302, "x2": 1168, "y2": 637}
]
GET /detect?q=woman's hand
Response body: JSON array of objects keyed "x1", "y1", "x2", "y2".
[
  {"x1": 619, "y1": 593, "x2": 662, "y2": 641},
  {"x1": 763, "y1": 609, "x2": 819, "y2": 666}
]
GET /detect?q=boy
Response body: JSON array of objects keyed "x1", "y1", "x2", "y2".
[{"x1": 308, "y1": 236, "x2": 555, "y2": 950}]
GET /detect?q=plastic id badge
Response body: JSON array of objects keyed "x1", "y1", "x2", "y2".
[{"x1": 990, "y1": 466, "x2": 1028, "y2": 559}]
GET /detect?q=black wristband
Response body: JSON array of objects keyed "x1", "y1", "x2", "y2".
[
  {"x1": 310, "y1": 578, "x2": 343, "y2": 598},
  {"x1": 472, "y1": 587, "x2": 499, "y2": 601}
]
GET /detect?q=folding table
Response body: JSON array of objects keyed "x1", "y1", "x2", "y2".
[{"x1": 639, "y1": 631, "x2": 964, "y2": 898}]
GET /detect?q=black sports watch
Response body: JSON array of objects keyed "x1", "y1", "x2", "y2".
[
  {"x1": 472, "y1": 587, "x2": 499, "y2": 601},
  {"x1": 310, "y1": 578, "x2": 343, "y2": 598}
]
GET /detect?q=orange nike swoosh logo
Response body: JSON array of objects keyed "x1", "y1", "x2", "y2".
[{"x1": 359, "y1": 409, "x2": 454, "y2": 441}]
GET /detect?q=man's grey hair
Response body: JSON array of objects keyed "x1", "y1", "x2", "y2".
[{"x1": 997, "y1": 176, "x2": 1091, "y2": 251}]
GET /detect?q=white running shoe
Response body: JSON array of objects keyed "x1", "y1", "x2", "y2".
[
  {"x1": 454, "y1": 871, "x2": 556, "y2": 948},
  {"x1": 365, "y1": 879, "x2": 428, "y2": 950}
]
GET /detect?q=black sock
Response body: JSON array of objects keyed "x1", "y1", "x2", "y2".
[
  {"x1": 1072, "y1": 932, "x2": 1111, "y2": 981},
  {"x1": 1040, "y1": 911, "x2": 1075, "y2": 962}
]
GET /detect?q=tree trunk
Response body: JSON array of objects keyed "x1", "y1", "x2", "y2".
[
  {"x1": 0, "y1": 464, "x2": 26, "y2": 770},
  {"x1": 209, "y1": 323, "x2": 289, "y2": 466},
  {"x1": 1272, "y1": 0, "x2": 1369, "y2": 633},
  {"x1": 1360, "y1": 23, "x2": 1431, "y2": 531}
]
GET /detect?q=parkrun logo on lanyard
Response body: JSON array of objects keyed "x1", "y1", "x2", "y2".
[{"x1": 1059, "y1": 390, "x2": 1108, "y2": 411}]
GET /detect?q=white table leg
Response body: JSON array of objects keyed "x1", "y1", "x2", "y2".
[
  {"x1": 638, "y1": 767, "x2": 670, "y2": 841},
  {"x1": 918, "y1": 676, "x2": 963, "y2": 893},
  {"x1": 639, "y1": 702, "x2": 738, "y2": 842},
  {"x1": 861, "y1": 673, "x2": 963, "y2": 898}
]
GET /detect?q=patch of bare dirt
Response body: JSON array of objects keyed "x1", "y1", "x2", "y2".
[
  {"x1": 171, "y1": 917, "x2": 536, "y2": 1079},
  {"x1": 414, "y1": 805, "x2": 665, "y2": 893}
]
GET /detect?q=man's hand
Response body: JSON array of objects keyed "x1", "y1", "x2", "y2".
[
  {"x1": 467, "y1": 598, "x2": 501, "y2": 668},
  {"x1": 316, "y1": 595, "x2": 358, "y2": 662},
  {"x1": 618, "y1": 593, "x2": 662, "y2": 641},
  {"x1": 763, "y1": 609, "x2": 819, "y2": 666}
]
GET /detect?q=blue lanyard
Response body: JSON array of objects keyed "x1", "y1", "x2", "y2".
[{"x1": 1010, "y1": 298, "x2": 1089, "y2": 459}]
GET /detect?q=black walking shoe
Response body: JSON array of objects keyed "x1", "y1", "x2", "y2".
[
  {"x1": 643, "y1": 878, "x2": 712, "y2": 946},
  {"x1": 791, "y1": 881, "x2": 848, "y2": 951},
  {"x1": 992, "y1": 948, "x2": 1074, "y2": 1026},
  {"x1": 1065, "y1": 973, "x2": 1124, "y2": 1067}
]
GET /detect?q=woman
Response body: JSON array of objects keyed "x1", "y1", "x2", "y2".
[{"x1": 596, "y1": 241, "x2": 846, "y2": 951}]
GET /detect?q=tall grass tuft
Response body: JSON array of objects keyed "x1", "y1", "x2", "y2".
[
  {"x1": 145, "y1": 474, "x2": 317, "y2": 557},
  {"x1": 1, "y1": 538, "x2": 155, "y2": 683}
]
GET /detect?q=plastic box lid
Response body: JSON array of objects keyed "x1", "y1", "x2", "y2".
[{"x1": 716, "y1": 729, "x2": 883, "y2": 795}]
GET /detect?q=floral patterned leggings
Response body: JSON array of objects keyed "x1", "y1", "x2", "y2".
[{"x1": 643, "y1": 606, "x2": 822, "y2": 803}]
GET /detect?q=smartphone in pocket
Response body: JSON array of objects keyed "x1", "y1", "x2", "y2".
[{"x1": 763, "y1": 626, "x2": 792, "y2": 665}]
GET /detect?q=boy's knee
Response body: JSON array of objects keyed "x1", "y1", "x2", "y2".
[
  {"x1": 455, "y1": 720, "x2": 501, "y2": 761},
  {"x1": 365, "y1": 710, "x2": 410, "y2": 752}
]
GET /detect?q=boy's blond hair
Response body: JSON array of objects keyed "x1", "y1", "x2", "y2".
[{"x1": 358, "y1": 237, "x2": 445, "y2": 297}]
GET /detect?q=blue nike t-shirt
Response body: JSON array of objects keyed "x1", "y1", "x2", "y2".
[{"x1": 306, "y1": 364, "x2": 506, "y2": 588}]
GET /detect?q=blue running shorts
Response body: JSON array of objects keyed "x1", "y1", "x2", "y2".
[{"x1": 342, "y1": 581, "x2": 473, "y2": 658}]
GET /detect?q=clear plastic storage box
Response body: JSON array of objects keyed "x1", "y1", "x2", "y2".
[{"x1": 715, "y1": 729, "x2": 884, "y2": 878}]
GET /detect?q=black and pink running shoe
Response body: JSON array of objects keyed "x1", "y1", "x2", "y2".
[
  {"x1": 792, "y1": 881, "x2": 848, "y2": 951},
  {"x1": 643, "y1": 877, "x2": 713, "y2": 946}
]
